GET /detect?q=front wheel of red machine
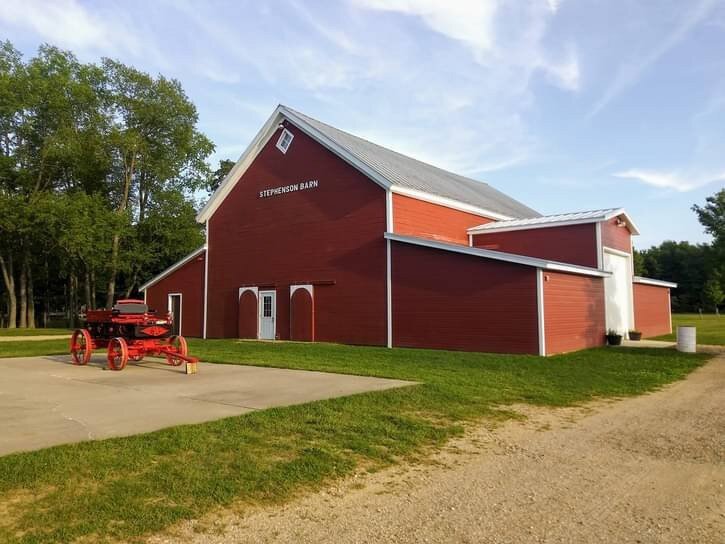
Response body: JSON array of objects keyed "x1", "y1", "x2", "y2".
[
  {"x1": 107, "y1": 337, "x2": 129, "y2": 371},
  {"x1": 165, "y1": 335, "x2": 188, "y2": 366},
  {"x1": 70, "y1": 329, "x2": 93, "y2": 365}
]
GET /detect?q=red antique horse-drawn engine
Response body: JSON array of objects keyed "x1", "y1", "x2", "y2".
[{"x1": 69, "y1": 299, "x2": 198, "y2": 372}]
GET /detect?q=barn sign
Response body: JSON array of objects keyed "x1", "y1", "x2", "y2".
[{"x1": 259, "y1": 179, "x2": 319, "y2": 199}]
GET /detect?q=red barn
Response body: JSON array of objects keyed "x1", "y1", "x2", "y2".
[{"x1": 141, "y1": 105, "x2": 676, "y2": 355}]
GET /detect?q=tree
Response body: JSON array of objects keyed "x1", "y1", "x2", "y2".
[
  {"x1": 702, "y1": 275, "x2": 724, "y2": 311},
  {"x1": 692, "y1": 189, "x2": 725, "y2": 243},
  {"x1": 209, "y1": 159, "x2": 235, "y2": 192},
  {"x1": 0, "y1": 41, "x2": 214, "y2": 327},
  {"x1": 102, "y1": 59, "x2": 213, "y2": 306}
]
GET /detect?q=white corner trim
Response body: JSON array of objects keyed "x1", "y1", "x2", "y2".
[
  {"x1": 632, "y1": 276, "x2": 678, "y2": 288},
  {"x1": 386, "y1": 238, "x2": 392, "y2": 348},
  {"x1": 595, "y1": 221, "x2": 603, "y2": 270},
  {"x1": 239, "y1": 286, "x2": 259, "y2": 298},
  {"x1": 537, "y1": 269, "x2": 546, "y2": 356},
  {"x1": 290, "y1": 284, "x2": 313, "y2": 297},
  {"x1": 203, "y1": 221, "x2": 209, "y2": 339},
  {"x1": 276, "y1": 128, "x2": 294, "y2": 154},
  {"x1": 139, "y1": 246, "x2": 206, "y2": 292},
  {"x1": 468, "y1": 233, "x2": 473, "y2": 247},
  {"x1": 390, "y1": 185, "x2": 513, "y2": 221},
  {"x1": 384, "y1": 232, "x2": 612, "y2": 278},
  {"x1": 386, "y1": 190, "x2": 394, "y2": 233},
  {"x1": 167, "y1": 292, "x2": 183, "y2": 337},
  {"x1": 603, "y1": 246, "x2": 632, "y2": 258}
]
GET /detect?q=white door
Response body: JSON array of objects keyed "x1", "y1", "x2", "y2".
[
  {"x1": 603, "y1": 251, "x2": 632, "y2": 336},
  {"x1": 258, "y1": 290, "x2": 276, "y2": 340}
]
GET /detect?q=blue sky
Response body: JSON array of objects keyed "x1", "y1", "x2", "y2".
[{"x1": 2, "y1": 0, "x2": 724, "y2": 248}]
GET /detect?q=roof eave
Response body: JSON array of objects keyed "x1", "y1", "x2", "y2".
[
  {"x1": 139, "y1": 246, "x2": 207, "y2": 292},
  {"x1": 385, "y1": 232, "x2": 612, "y2": 278}
]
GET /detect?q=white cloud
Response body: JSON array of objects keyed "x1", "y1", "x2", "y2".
[
  {"x1": 587, "y1": 0, "x2": 716, "y2": 118},
  {"x1": 0, "y1": 0, "x2": 140, "y2": 56},
  {"x1": 354, "y1": 0, "x2": 498, "y2": 54},
  {"x1": 613, "y1": 168, "x2": 725, "y2": 192}
]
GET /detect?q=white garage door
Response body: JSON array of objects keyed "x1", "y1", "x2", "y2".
[{"x1": 604, "y1": 250, "x2": 632, "y2": 335}]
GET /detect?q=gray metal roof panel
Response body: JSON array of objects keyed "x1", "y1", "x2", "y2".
[{"x1": 282, "y1": 106, "x2": 540, "y2": 219}]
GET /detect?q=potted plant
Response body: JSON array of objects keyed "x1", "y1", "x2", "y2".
[
  {"x1": 629, "y1": 330, "x2": 642, "y2": 341},
  {"x1": 605, "y1": 329, "x2": 623, "y2": 346}
]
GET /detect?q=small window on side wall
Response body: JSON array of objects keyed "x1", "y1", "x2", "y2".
[{"x1": 276, "y1": 128, "x2": 294, "y2": 154}]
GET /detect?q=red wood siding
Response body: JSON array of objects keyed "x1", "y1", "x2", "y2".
[
  {"x1": 601, "y1": 217, "x2": 632, "y2": 253},
  {"x1": 393, "y1": 193, "x2": 493, "y2": 245},
  {"x1": 472, "y1": 223, "x2": 598, "y2": 267},
  {"x1": 290, "y1": 288, "x2": 314, "y2": 341},
  {"x1": 391, "y1": 242, "x2": 539, "y2": 354},
  {"x1": 543, "y1": 271, "x2": 605, "y2": 354},
  {"x1": 145, "y1": 252, "x2": 205, "y2": 338},
  {"x1": 633, "y1": 283, "x2": 671, "y2": 337},
  {"x1": 207, "y1": 120, "x2": 387, "y2": 345},
  {"x1": 238, "y1": 290, "x2": 257, "y2": 339}
]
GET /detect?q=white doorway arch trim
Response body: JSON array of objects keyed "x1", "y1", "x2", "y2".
[
  {"x1": 239, "y1": 286, "x2": 259, "y2": 298},
  {"x1": 290, "y1": 284, "x2": 313, "y2": 298}
]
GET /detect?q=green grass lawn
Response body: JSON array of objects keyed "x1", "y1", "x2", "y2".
[
  {"x1": 0, "y1": 340, "x2": 712, "y2": 543},
  {"x1": 0, "y1": 338, "x2": 69, "y2": 358},
  {"x1": 654, "y1": 313, "x2": 725, "y2": 345},
  {"x1": 0, "y1": 327, "x2": 70, "y2": 337}
]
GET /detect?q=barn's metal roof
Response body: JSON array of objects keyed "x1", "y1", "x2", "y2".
[
  {"x1": 385, "y1": 233, "x2": 612, "y2": 278},
  {"x1": 281, "y1": 106, "x2": 540, "y2": 220},
  {"x1": 468, "y1": 208, "x2": 640, "y2": 235}
]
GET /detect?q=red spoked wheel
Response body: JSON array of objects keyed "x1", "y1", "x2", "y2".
[
  {"x1": 165, "y1": 335, "x2": 188, "y2": 366},
  {"x1": 70, "y1": 329, "x2": 93, "y2": 365},
  {"x1": 107, "y1": 337, "x2": 129, "y2": 371}
]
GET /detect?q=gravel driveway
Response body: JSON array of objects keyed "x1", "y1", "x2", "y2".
[{"x1": 154, "y1": 354, "x2": 725, "y2": 544}]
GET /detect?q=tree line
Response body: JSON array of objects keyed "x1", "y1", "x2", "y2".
[
  {"x1": 1, "y1": 41, "x2": 722, "y2": 328},
  {"x1": 634, "y1": 189, "x2": 725, "y2": 313},
  {"x1": 0, "y1": 41, "x2": 225, "y2": 328}
]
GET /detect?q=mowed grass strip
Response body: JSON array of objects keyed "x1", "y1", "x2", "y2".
[
  {"x1": 0, "y1": 328, "x2": 71, "y2": 337},
  {"x1": 0, "y1": 338, "x2": 68, "y2": 358},
  {"x1": 654, "y1": 313, "x2": 725, "y2": 345},
  {"x1": 0, "y1": 341, "x2": 711, "y2": 543}
]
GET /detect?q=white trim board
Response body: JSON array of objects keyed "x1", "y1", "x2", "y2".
[
  {"x1": 633, "y1": 276, "x2": 678, "y2": 288},
  {"x1": 390, "y1": 186, "x2": 513, "y2": 222},
  {"x1": 140, "y1": 246, "x2": 206, "y2": 292},
  {"x1": 197, "y1": 104, "x2": 519, "y2": 226},
  {"x1": 603, "y1": 246, "x2": 632, "y2": 258},
  {"x1": 203, "y1": 220, "x2": 209, "y2": 339},
  {"x1": 167, "y1": 292, "x2": 183, "y2": 336},
  {"x1": 385, "y1": 232, "x2": 612, "y2": 278},
  {"x1": 537, "y1": 269, "x2": 546, "y2": 356},
  {"x1": 468, "y1": 208, "x2": 640, "y2": 236}
]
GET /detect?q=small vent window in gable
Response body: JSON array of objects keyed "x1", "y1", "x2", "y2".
[{"x1": 276, "y1": 128, "x2": 294, "y2": 154}]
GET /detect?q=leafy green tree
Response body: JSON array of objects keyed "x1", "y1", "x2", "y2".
[
  {"x1": 702, "y1": 274, "x2": 724, "y2": 311},
  {"x1": 102, "y1": 59, "x2": 214, "y2": 306},
  {"x1": 209, "y1": 159, "x2": 235, "y2": 192}
]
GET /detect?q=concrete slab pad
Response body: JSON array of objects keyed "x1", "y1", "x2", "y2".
[{"x1": 0, "y1": 355, "x2": 413, "y2": 456}]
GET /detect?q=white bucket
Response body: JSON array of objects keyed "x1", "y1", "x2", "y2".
[{"x1": 677, "y1": 326, "x2": 696, "y2": 353}]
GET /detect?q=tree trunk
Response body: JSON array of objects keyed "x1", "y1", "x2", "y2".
[
  {"x1": 18, "y1": 261, "x2": 27, "y2": 329},
  {"x1": 106, "y1": 234, "x2": 119, "y2": 308},
  {"x1": 90, "y1": 269, "x2": 96, "y2": 309},
  {"x1": 69, "y1": 271, "x2": 78, "y2": 329},
  {"x1": 26, "y1": 260, "x2": 35, "y2": 328},
  {"x1": 0, "y1": 255, "x2": 16, "y2": 328},
  {"x1": 84, "y1": 267, "x2": 92, "y2": 310},
  {"x1": 107, "y1": 152, "x2": 135, "y2": 309}
]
